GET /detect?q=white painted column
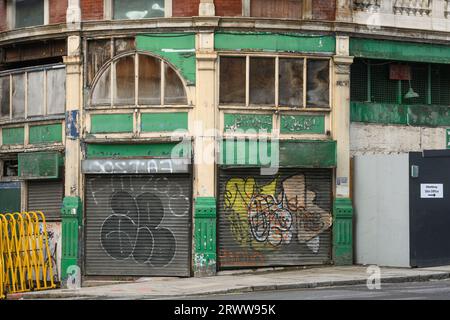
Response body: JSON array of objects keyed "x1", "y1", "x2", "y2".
[
  {"x1": 199, "y1": 0, "x2": 215, "y2": 16},
  {"x1": 66, "y1": 0, "x2": 81, "y2": 26},
  {"x1": 335, "y1": 0, "x2": 352, "y2": 22}
]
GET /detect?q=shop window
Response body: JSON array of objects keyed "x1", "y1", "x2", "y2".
[
  {"x1": 90, "y1": 53, "x2": 187, "y2": 107},
  {"x1": 219, "y1": 55, "x2": 330, "y2": 109},
  {"x1": 251, "y1": 0, "x2": 303, "y2": 19},
  {"x1": 113, "y1": 0, "x2": 165, "y2": 20},
  {"x1": 12, "y1": 0, "x2": 45, "y2": 28},
  {"x1": 0, "y1": 65, "x2": 66, "y2": 122}
]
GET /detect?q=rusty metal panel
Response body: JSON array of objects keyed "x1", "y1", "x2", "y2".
[
  {"x1": 218, "y1": 168, "x2": 332, "y2": 269},
  {"x1": 84, "y1": 174, "x2": 191, "y2": 276}
]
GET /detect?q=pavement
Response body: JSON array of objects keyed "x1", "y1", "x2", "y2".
[{"x1": 9, "y1": 265, "x2": 450, "y2": 300}]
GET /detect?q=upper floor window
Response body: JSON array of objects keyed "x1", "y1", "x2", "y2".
[
  {"x1": 219, "y1": 55, "x2": 330, "y2": 109},
  {"x1": 113, "y1": 0, "x2": 166, "y2": 20},
  {"x1": 90, "y1": 53, "x2": 187, "y2": 107},
  {"x1": 250, "y1": 0, "x2": 303, "y2": 19},
  {"x1": 9, "y1": 0, "x2": 47, "y2": 29},
  {"x1": 0, "y1": 64, "x2": 66, "y2": 122}
]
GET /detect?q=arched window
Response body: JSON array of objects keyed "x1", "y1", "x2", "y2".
[{"x1": 91, "y1": 53, "x2": 188, "y2": 107}]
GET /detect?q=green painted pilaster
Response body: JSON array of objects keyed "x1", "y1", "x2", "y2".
[
  {"x1": 194, "y1": 197, "x2": 217, "y2": 277},
  {"x1": 61, "y1": 196, "x2": 82, "y2": 286},
  {"x1": 333, "y1": 198, "x2": 353, "y2": 266}
]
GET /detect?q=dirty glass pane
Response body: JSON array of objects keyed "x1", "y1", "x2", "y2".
[
  {"x1": 87, "y1": 40, "x2": 112, "y2": 86},
  {"x1": 164, "y1": 64, "x2": 187, "y2": 105},
  {"x1": 114, "y1": 56, "x2": 135, "y2": 105},
  {"x1": 307, "y1": 59, "x2": 330, "y2": 108},
  {"x1": 47, "y1": 68, "x2": 66, "y2": 115},
  {"x1": 0, "y1": 76, "x2": 10, "y2": 118},
  {"x1": 27, "y1": 71, "x2": 44, "y2": 117},
  {"x1": 92, "y1": 66, "x2": 111, "y2": 105},
  {"x1": 115, "y1": 38, "x2": 136, "y2": 55},
  {"x1": 12, "y1": 74, "x2": 25, "y2": 119},
  {"x1": 279, "y1": 58, "x2": 304, "y2": 107},
  {"x1": 138, "y1": 55, "x2": 161, "y2": 105},
  {"x1": 250, "y1": 57, "x2": 275, "y2": 105},
  {"x1": 15, "y1": 0, "x2": 44, "y2": 28},
  {"x1": 220, "y1": 57, "x2": 246, "y2": 105},
  {"x1": 113, "y1": 0, "x2": 165, "y2": 19}
]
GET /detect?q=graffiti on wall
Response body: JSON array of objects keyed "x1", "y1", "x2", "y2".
[
  {"x1": 41, "y1": 222, "x2": 61, "y2": 282},
  {"x1": 223, "y1": 174, "x2": 332, "y2": 254}
]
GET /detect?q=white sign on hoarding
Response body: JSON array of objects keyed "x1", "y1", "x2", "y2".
[{"x1": 420, "y1": 184, "x2": 444, "y2": 199}]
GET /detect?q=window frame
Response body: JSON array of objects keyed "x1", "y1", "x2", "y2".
[
  {"x1": 6, "y1": 0, "x2": 49, "y2": 30},
  {"x1": 217, "y1": 53, "x2": 332, "y2": 111},
  {"x1": 104, "y1": 0, "x2": 172, "y2": 20},
  {"x1": 88, "y1": 51, "x2": 189, "y2": 110},
  {"x1": 0, "y1": 64, "x2": 66, "y2": 124}
]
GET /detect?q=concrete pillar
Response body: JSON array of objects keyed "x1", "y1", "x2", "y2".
[
  {"x1": 303, "y1": 0, "x2": 313, "y2": 20},
  {"x1": 332, "y1": 36, "x2": 354, "y2": 265},
  {"x1": 66, "y1": 0, "x2": 81, "y2": 26},
  {"x1": 199, "y1": 0, "x2": 215, "y2": 16},
  {"x1": 335, "y1": 0, "x2": 352, "y2": 22},
  {"x1": 193, "y1": 31, "x2": 218, "y2": 276}
]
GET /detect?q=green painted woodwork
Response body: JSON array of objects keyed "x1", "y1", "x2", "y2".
[
  {"x1": 220, "y1": 139, "x2": 336, "y2": 168},
  {"x1": 194, "y1": 197, "x2": 217, "y2": 277},
  {"x1": 2, "y1": 127, "x2": 24, "y2": 145},
  {"x1": 351, "y1": 102, "x2": 450, "y2": 127},
  {"x1": 136, "y1": 33, "x2": 196, "y2": 85},
  {"x1": 18, "y1": 152, "x2": 62, "y2": 179},
  {"x1": 29, "y1": 123, "x2": 63, "y2": 144},
  {"x1": 447, "y1": 129, "x2": 450, "y2": 149},
  {"x1": 141, "y1": 112, "x2": 188, "y2": 132},
  {"x1": 350, "y1": 38, "x2": 450, "y2": 64},
  {"x1": 86, "y1": 142, "x2": 191, "y2": 159},
  {"x1": 61, "y1": 196, "x2": 82, "y2": 283},
  {"x1": 0, "y1": 182, "x2": 21, "y2": 214},
  {"x1": 224, "y1": 114, "x2": 273, "y2": 133},
  {"x1": 215, "y1": 32, "x2": 336, "y2": 54},
  {"x1": 90, "y1": 114, "x2": 134, "y2": 133},
  {"x1": 280, "y1": 115, "x2": 325, "y2": 134},
  {"x1": 333, "y1": 198, "x2": 353, "y2": 266}
]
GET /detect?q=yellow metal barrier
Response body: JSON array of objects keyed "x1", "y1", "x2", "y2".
[{"x1": 0, "y1": 211, "x2": 56, "y2": 299}]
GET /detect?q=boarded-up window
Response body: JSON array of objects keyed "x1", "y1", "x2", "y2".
[
  {"x1": 115, "y1": 38, "x2": 136, "y2": 55},
  {"x1": 87, "y1": 40, "x2": 112, "y2": 86},
  {"x1": 12, "y1": 74, "x2": 25, "y2": 119},
  {"x1": 114, "y1": 56, "x2": 135, "y2": 105},
  {"x1": 307, "y1": 60, "x2": 329, "y2": 108},
  {"x1": 0, "y1": 77, "x2": 10, "y2": 118},
  {"x1": 220, "y1": 57, "x2": 246, "y2": 105},
  {"x1": 251, "y1": 0, "x2": 303, "y2": 19},
  {"x1": 250, "y1": 57, "x2": 275, "y2": 105},
  {"x1": 139, "y1": 55, "x2": 161, "y2": 105},
  {"x1": 279, "y1": 58, "x2": 304, "y2": 107},
  {"x1": 15, "y1": 0, "x2": 44, "y2": 28},
  {"x1": 47, "y1": 68, "x2": 66, "y2": 115},
  {"x1": 27, "y1": 71, "x2": 45, "y2": 117},
  {"x1": 164, "y1": 64, "x2": 187, "y2": 105},
  {"x1": 113, "y1": 0, "x2": 165, "y2": 19}
]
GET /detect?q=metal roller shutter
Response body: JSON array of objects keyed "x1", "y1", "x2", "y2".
[
  {"x1": 218, "y1": 168, "x2": 332, "y2": 269},
  {"x1": 28, "y1": 180, "x2": 64, "y2": 221},
  {"x1": 85, "y1": 174, "x2": 191, "y2": 276}
]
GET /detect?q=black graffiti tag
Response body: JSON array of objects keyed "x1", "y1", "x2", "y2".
[{"x1": 100, "y1": 191, "x2": 176, "y2": 267}]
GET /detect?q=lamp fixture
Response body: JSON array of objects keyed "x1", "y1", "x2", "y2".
[{"x1": 404, "y1": 80, "x2": 419, "y2": 99}]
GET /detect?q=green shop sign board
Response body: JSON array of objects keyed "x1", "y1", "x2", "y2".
[
  {"x1": 18, "y1": 152, "x2": 63, "y2": 180},
  {"x1": 280, "y1": 115, "x2": 325, "y2": 134},
  {"x1": 141, "y1": 112, "x2": 188, "y2": 132},
  {"x1": 224, "y1": 114, "x2": 272, "y2": 133},
  {"x1": 86, "y1": 143, "x2": 192, "y2": 159},
  {"x1": 90, "y1": 114, "x2": 134, "y2": 134}
]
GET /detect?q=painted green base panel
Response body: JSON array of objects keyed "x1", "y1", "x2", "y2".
[
  {"x1": 224, "y1": 113, "x2": 272, "y2": 133},
  {"x1": 29, "y1": 123, "x2": 63, "y2": 144},
  {"x1": 86, "y1": 142, "x2": 191, "y2": 159},
  {"x1": 2, "y1": 127, "x2": 24, "y2": 145},
  {"x1": 350, "y1": 38, "x2": 450, "y2": 64},
  {"x1": 194, "y1": 197, "x2": 217, "y2": 277},
  {"x1": 136, "y1": 33, "x2": 196, "y2": 85},
  {"x1": 61, "y1": 197, "x2": 82, "y2": 284},
  {"x1": 280, "y1": 115, "x2": 325, "y2": 134},
  {"x1": 333, "y1": 198, "x2": 353, "y2": 266},
  {"x1": 0, "y1": 182, "x2": 21, "y2": 214},
  {"x1": 90, "y1": 114, "x2": 134, "y2": 133},
  {"x1": 141, "y1": 112, "x2": 188, "y2": 132},
  {"x1": 215, "y1": 32, "x2": 335, "y2": 54}
]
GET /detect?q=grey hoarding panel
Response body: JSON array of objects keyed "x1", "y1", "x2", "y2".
[
  {"x1": 218, "y1": 168, "x2": 332, "y2": 269},
  {"x1": 82, "y1": 158, "x2": 190, "y2": 175},
  {"x1": 28, "y1": 180, "x2": 64, "y2": 221},
  {"x1": 85, "y1": 174, "x2": 191, "y2": 276}
]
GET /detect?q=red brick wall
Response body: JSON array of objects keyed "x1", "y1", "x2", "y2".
[
  {"x1": 81, "y1": 0, "x2": 104, "y2": 21},
  {"x1": 216, "y1": 0, "x2": 242, "y2": 17},
  {"x1": 172, "y1": 0, "x2": 200, "y2": 17},
  {"x1": 49, "y1": 0, "x2": 68, "y2": 24},
  {"x1": 0, "y1": 0, "x2": 7, "y2": 31},
  {"x1": 312, "y1": 0, "x2": 336, "y2": 20}
]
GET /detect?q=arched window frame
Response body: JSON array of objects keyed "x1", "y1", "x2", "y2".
[{"x1": 89, "y1": 51, "x2": 189, "y2": 109}]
